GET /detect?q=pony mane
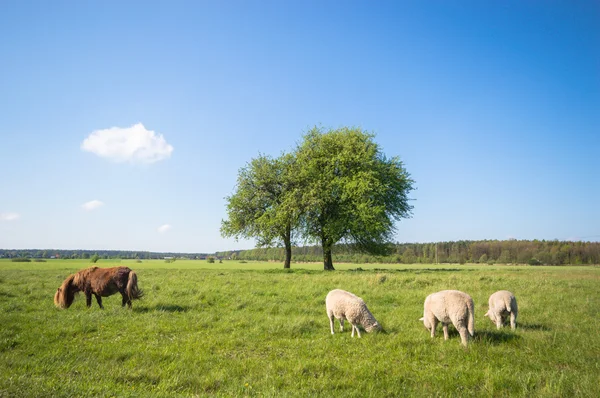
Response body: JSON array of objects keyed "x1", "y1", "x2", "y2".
[{"x1": 54, "y1": 274, "x2": 77, "y2": 309}]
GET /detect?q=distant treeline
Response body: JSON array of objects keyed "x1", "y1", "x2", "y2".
[
  {"x1": 0, "y1": 249, "x2": 209, "y2": 260},
  {"x1": 217, "y1": 240, "x2": 600, "y2": 265}
]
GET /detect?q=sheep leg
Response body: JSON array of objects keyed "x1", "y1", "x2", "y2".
[
  {"x1": 329, "y1": 314, "x2": 335, "y2": 335},
  {"x1": 442, "y1": 323, "x2": 449, "y2": 340},
  {"x1": 458, "y1": 327, "x2": 469, "y2": 347},
  {"x1": 495, "y1": 312, "x2": 503, "y2": 329},
  {"x1": 340, "y1": 318, "x2": 345, "y2": 332},
  {"x1": 429, "y1": 317, "x2": 438, "y2": 338},
  {"x1": 351, "y1": 323, "x2": 362, "y2": 338},
  {"x1": 510, "y1": 312, "x2": 517, "y2": 330}
]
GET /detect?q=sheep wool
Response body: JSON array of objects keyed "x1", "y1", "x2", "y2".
[
  {"x1": 420, "y1": 290, "x2": 475, "y2": 346},
  {"x1": 325, "y1": 289, "x2": 382, "y2": 338},
  {"x1": 485, "y1": 290, "x2": 518, "y2": 330}
]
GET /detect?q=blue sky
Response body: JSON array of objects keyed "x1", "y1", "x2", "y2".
[{"x1": 1, "y1": 1, "x2": 598, "y2": 253}]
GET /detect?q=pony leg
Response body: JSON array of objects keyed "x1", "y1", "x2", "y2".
[
  {"x1": 94, "y1": 294, "x2": 104, "y2": 309},
  {"x1": 85, "y1": 292, "x2": 92, "y2": 308},
  {"x1": 121, "y1": 292, "x2": 132, "y2": 308}
]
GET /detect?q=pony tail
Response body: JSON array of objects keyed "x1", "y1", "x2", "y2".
[
  {"x1": 54, "y1": 274, "x2": 76, "y2": 309},
  {"x1": 126, "y1": 271, "x2": 144, "y2": 301}
]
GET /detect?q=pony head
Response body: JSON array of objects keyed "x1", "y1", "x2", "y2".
[{"x1": 54, "y1": 274, "x2": 79, "y2": 309}]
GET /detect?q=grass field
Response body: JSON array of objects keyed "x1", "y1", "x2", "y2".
[{"x1": 1, "y1": 259, "x2": 599, "y2": 397}]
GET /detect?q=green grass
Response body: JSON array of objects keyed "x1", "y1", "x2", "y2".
[{"x1": 1, "y1": 259, "x2": 599, "y2": 397}]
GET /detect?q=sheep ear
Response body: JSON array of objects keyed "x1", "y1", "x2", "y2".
[
  {"x1": 419, "y1": 317, "x2": 424, "y2": 321},
  {"x1": 484, "y1": 311, "x2": 489, "y2": 317}
]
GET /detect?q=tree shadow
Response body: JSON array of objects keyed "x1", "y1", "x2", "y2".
[
  {"x1": 474, "y1": 330, "x2": 522, "y2": 345},
  {"x1": 133, "y1": 304, "x2": 190, "y2": 313}
]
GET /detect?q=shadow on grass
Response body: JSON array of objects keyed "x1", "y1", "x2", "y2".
[
  {"x1": 474, "y1": 330, "x2": 522, "y2": 345},
  {"x1": 518, "y1": 323, "x2": 551, "y2": 331},
  {"x1": 133, "y1": 304, "x2": 190, "y2": 313},
  {"x1": 368, "y1": 268, "x2": 465, "y2": 273}
]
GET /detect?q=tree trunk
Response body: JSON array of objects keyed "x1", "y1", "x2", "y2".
[
  {"x1": 283, "y1": 230, "x2": 292, "y2": 268},
  {"x1": 283, "y1": 225, "x2": 292, "y2": 269},
  {"x1": 322, "y1": 237, "x2": 335, "y2": 270}
]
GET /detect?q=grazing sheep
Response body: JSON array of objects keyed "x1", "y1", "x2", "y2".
[
  {"x1": 485, "y1": 290, "x2": 518, "y2": 330},
  {"x1": 419, "y1": 290, "x2": 475, "y2": 346},
  {"x1": 325, "y1": 289, "x2": 382, "y2": 338}
]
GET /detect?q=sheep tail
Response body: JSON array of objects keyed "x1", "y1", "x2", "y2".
[{"x1": 467, "y1": 298, "x2": 475, "y2": 337}]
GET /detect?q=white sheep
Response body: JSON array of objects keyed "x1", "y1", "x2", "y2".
[
  {"x1": 325, "y1": 289, "x2": 382, "y2": 338},
  {"x1": 419, "y1": 290, "x2": 475, "y2": 346},
  {"x1": 485, "y1": 290, "x2": 518, "y2": 330}
]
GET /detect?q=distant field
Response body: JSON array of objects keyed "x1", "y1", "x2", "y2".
[{"x1": 1, "y1": 260, "x2": 598, "y2": 397}]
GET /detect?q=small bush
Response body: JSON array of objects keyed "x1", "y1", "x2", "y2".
[
  {"x1": 528, "y1": 258, "x2": 542, "y2": 266},
  {"x1": 33, "y1": 259, "x2": 47, "y2": 262},
  {"x1": 11, "y1": 258, "x2": 31, "y2": 262},
  {"x1": 90, "y1": 254, "x2": 100, "y2": 263},
  {"x1": 136, "y1": 259, "x2": 142, "y2": 263},
  {"x1": 207, "y1": 257, "x2": 215, "y2": 263},
  {"x1": 239, "y1": 260, "x2": 247, "y2": 264}
]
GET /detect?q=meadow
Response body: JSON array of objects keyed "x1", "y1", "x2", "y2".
[{"x1": 1, "y1": 259, "x2": 598, "y2": 397}]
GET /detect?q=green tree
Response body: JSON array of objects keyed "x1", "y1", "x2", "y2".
[
  {"x1": 402, "y1": 248, "x2": 416, "y2": 264},
  {"x1": 295, "y1": 126, "x2": 414, "y2": 270},
  {"x1": 221, "y1": 153, "x2": 299, "y2": 268},
  {"x1": 90, "y1": 254, "x2": 100, "y2": 263}
]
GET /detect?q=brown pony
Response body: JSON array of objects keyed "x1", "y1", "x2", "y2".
[{"x1": 54, "y1": 266, "x2": 143, "y2": 309}]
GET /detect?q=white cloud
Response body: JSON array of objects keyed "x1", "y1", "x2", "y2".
[
  {"x1": 81, "y1": 123, "x2": 174, "y2": 164},
  {"x1": 157, "y1": 224, "x2": 172, "y2": 233},
  {"x1": 0, "y1": 212, "x2": 20, "y2": 221},
  {"x1": 81, "y1": 200, "x2": 104, "y2": 211}
]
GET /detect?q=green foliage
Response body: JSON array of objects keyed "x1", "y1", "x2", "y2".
[
  {"x1": 90, "y1": 254, "x2": 100, "y2": 263},
  {"x1": 0, "y1": 261, "x2": 598, "y2": 396},
  {"x1": 295, "y1": 126, "x2": 414, "y2": 269},
  {"x1": 221, "y1": 153, "x2": 298, "y2": 268},
  {"x1": 207, "y1": 257, "x2": 215, "y2": 263},
  {"x1": 219, "y1": 240, "x2": 600, "y2": 265},
  {"x1": 10, "y1": 258, "x2": 30, "y2": 262},
  {"x1": 528, "y1": 258, "x2": 542, "y2": 266}
]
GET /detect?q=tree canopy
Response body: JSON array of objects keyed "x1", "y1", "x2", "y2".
[
  {"x1": 220, "y1": 153, "x2": 299, "y2": 268},
  {"x1": 221, "y1": 126, "x2": 415, "y2": 270},
  {"x1": 294, "y1": 127, "x2": 415, "y2": 269}
]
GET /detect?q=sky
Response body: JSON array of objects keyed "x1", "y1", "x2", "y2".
[{"x1": 1, "y1": 0, "x2": 598, "y2": 253}]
